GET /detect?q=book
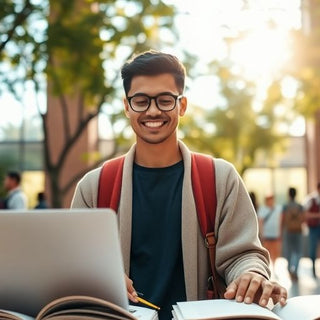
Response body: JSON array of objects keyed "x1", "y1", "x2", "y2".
[
  {"x1": 0, "y1": 295, "x2": 159, "y2": 320},
  {"x1": 171, "y1": 295, "x2": 320, "y2": 320}
]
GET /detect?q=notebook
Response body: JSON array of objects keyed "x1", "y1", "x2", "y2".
[{"x1": 0, "y1": 208, "x2": 128, "y2": 316}]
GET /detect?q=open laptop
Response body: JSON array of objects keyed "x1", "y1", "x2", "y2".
[{"x1": 0, "y1": 208, "x2": 129, "y2": 316}]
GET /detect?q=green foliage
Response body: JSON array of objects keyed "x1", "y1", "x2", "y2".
[
  {"x1": 181, "y1": 62, "x2": 287, "y2": 175},
  {"x1": 0, "y1": 0, "x2": 177, "y2": 207},
  {"x1": 287, "y1": 1, "x2": 320, "y2": 118}
]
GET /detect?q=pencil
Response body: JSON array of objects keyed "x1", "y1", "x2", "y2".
[{"x1": 136, "y1": 296, "x2": 161, "y2": 310}]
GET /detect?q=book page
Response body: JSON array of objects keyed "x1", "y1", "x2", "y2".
[
  {"x1": 34, "y1": 296, "x2": 157, "y2": 320},
  {"x1": 129, "y1": 306, "x2": 159, "y2": 320},
  {"x1": 272, "y1": 295, "x2": 320, "y2": 320},
  {"x1": 0, "y1": 309, "x2": 34, "y2": 320},
  {"x1": 175, "y1": 299, "x2": 281, "y2": 320},
  {"x1": 35, "y1": 296, "x2": 137, "y2": 320}
]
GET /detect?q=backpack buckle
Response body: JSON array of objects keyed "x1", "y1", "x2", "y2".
[{"x1": 205, "y1": 232, "x2": 215, "y2": 248}]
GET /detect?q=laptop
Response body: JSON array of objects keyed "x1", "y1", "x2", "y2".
[{"x1": 0, "y1": 208, "x2": 129, "y2": 316}]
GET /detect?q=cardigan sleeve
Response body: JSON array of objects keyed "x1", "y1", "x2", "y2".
[
  {"x1": 70, "y1": 167, "x2": 101, "y2": 208},
  {"x1": 214, "y1": 158, "x2": 271, "y2": 284}
]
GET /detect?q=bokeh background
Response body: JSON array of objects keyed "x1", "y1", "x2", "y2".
[{"x1": 0, "y1": 0, "x2": 319, "y2": 209}]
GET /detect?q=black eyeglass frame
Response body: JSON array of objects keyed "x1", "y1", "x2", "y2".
[{"x1": 126, "y1": 93, "x2": 183, "y2": 112}]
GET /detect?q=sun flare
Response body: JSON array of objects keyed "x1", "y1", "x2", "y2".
[{"x1": 230, "y1": 27, "x2": 291, "y2": 80}]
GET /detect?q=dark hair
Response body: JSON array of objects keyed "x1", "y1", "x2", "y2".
[
  {"x1": 121, "y1": 50, "x2": 186, "y2": 95},
  {"x1": 317, "y1": 182, "x2": 320, "y2": 190},
  {"x1": 288, "y1": 187, "x2": 296, "y2": 199},
  {"x1": 249, "y1": 191, "x2": 258, "y2": 211},
  {"x1": 7, "y1": 171, "x2": 21, "y2": 184},
  {"x1": 37, "y1": 192, "x2": 45, "y2": 201}
]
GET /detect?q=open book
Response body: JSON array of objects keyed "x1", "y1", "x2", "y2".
[
  {"x1": 0, "y1": 295, "x2": 158, "y2": 320},
  {"x1": 172, "y1": 295, "x2": 320, "y2": 320}
]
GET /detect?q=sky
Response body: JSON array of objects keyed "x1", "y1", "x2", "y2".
[{"x1": 0, "y1": 0, "x2": 304, "y2": 135}]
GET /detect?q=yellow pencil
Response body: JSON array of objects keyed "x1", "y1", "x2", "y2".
[{"x1": 137, "y1": 296, "x2": 161, "y2": 310}]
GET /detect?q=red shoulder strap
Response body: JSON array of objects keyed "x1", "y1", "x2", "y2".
[
  {"x1": 191, "y1": 153, "x2": 216, "y2": 237},
  {"x1": 97, "y1": 152, "x2": 217, "y2": 236},
  {"x1": 97, "y1": 156, "x2": 125, "y2": 211}
]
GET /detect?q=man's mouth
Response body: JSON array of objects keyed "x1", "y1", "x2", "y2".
[{"x1": 143, "y1": 121, "x2": 166, "y2": 128}]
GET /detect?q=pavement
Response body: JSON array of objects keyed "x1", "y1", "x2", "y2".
[{"x1": 273, "y1": 257, "x2": 320, "y2": 297}]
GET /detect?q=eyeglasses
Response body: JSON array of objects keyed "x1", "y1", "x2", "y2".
[{"x1": 127, "y1": 93, "x2": 183, "y2": 112}]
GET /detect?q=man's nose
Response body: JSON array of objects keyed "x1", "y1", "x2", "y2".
[{"x1": 146, "y1": 98, "x2": 161, "y2": 115}]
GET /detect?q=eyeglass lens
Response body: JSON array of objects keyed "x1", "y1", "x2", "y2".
[{"x1": 130, "y1": 94, "x2": 177, "y2": 112}]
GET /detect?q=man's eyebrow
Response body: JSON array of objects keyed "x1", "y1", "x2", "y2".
[{"x1": 129, "y1": 91, "x2": 177, "y2": 97}]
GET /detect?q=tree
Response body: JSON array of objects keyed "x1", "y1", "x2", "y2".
[
  {"x1": 286, "y1": 0, "x2": 320, "y2": 117},
  {"x1": 0, "y1": 0, "x2": 177, "y2": 207},
  {"x1": 181, "y1": 61, "x2": 287, "y2": 176}
]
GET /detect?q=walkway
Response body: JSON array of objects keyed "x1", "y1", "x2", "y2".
[{"x1": 273, "y1": 257, "x2": 320, "y2": 297}]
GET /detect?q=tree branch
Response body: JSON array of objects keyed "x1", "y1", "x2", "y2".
[{"x1": 0, "y1": 0, "x2": 34, "y2": 52}]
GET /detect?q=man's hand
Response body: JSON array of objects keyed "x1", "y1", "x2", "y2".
[
  {"x1": 224, "y1": 272, "x2": 287, "y2": 307},
  {"x1": 125, "y1": 274, "x2": 138, "y2": 303}
]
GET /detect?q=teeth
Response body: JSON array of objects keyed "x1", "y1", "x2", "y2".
[{"x1": 144, "y1": 121, "x2": 163, "y2": 128}]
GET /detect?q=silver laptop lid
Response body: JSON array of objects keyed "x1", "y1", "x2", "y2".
[{"x1": 0, "y1": 208, "x2": 128, "y2": 316}]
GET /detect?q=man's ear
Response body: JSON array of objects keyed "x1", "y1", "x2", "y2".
[
  {"x1": 179, "y1": 96, "x2": 187, "y2": 116},
  {"x1": 123, "y1": 97, "x2": 130, "y2": 118}
]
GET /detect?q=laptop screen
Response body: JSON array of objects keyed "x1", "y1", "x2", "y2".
[{"x1": 0, "y1": 208, "x2": 128, "y2": 316}]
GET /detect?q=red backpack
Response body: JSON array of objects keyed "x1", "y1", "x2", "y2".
[
  {"x1": 97, "y1": 153, "x2": 225, "y2": 299},
  {"x1": 307, "y1": 198, "x2": 320, "y2": 227}
]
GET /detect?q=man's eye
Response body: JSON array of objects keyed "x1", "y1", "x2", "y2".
[
  {"x1": 158, "y1": 96, "x2": 174, "y2": 105},
  {"x1": 133, "y1": 97, "x2": 148, "y2": 105}
]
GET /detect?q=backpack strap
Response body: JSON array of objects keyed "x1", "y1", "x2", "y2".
[
  {"x1": 191, "y1": 153, "x2": 224, "y2": 299},
  {"x1": 191, "y1": 153, "x2": 216, "y2": 237},
  {"x1": 97, "y1": 156, "x2": 125, "y2": 211}
]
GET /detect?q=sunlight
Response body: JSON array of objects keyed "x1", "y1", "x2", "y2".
[{"x1": 230, "y1": 27, "x2": 291, "y2": 80}]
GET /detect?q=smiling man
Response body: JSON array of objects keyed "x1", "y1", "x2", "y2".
[{"x1": 71, "y1": 50, "x2": 287, "y2": 320}]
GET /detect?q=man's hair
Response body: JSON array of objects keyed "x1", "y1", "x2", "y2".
[
  {"x1": 288, "y1": 187, "x2": 296, "y2": 199},
  {"x1": 121, "y1": 50, "x2": 186, "y2": 95},
  {"x1": 37, "y1": 192, "x2": 45, "y2": 201},
  {"x1": 7, "y1": 171, "x2": 21, "y2": 184}
]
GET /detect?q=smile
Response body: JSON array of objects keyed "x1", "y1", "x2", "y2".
[{"x1": 143, "y1": 121, "x2": 166, "y2": 128}]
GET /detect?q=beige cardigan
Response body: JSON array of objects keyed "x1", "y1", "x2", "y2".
[{"x1": 71, "y1": 140, "x2": 270, "y2": 300}]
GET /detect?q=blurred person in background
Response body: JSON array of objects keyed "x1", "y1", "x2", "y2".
[
  {"x1": 2, "y1": 171, "x2": 28, "y2": 209},
  {"x1": 282, "y1": 187, "x2": 304, "y2": 281},
  {"x1": 303, "y1": 182, "x2": 320, "y2": 278},
  {"x1": 34, "y1": 191, "x2": 49, "y2": 209},
  {"x1": 249, "y1": 191, "x2": 262, "y2": 240},
  {"x1": 258, "y1": 194, "x2": 283, "y2": 273},
  {"x1": 249, "y1": 191, "x2": 259, "y2": 212}
]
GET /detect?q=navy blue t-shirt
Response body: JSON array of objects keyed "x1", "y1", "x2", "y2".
[{"x1": 130, "y1": 161, "x2": 186, "y2": 319}]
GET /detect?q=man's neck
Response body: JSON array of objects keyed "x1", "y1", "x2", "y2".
[
  {"x1": 8, "y1": 186, "x2": 20, "y2": 195},
  {"x1": 134, "y1": 139, "x2": 182, "y2": 168}
]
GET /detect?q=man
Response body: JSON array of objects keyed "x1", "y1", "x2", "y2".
[
  {"x1": 282, "y1": 187, "x2": 304, "y2": 281},
  {"x1": 71, "y1": 50, "x2": 287, "y2": 319},
  {"x1": 3, "y1": 171, "x2": 28, "y2": 209},
  {"x1": 303, "y1": 182, "x2": 320, "y2": 278},
  {"x1": 34, "y1": 191, "x2": 49, "y2": 209},
  {"x1": 258, "y1": 195, "x2": 283, "y2": 269}
]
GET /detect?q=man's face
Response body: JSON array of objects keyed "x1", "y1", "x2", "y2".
[
  {"x1": 266, "y1": 196, "x2": 274, "y2": 207},
  {"x1": 123, "y1": 73, "x2": 187, "y2": 145},
  {"x1": 3, "y1": 176, "x2": 15, "y2": 191}
]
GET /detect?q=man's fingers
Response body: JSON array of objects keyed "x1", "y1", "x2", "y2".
[
  {"x1": 243, "y1": 276, "x2": 262, "y2": 304},
  {"x1": 257, "y1": 279, "x2": 274, "y2": 307},
  {"x1": 224, "y1": 273, "x2": 288, "y2": 307},
  {"x1": 270, "y1": 283, "x2": 288, "y2": 306},
  {"x1": 224, "y1": 281, "x2": 238, "y2": 299},
  {"x1": 125, "y1": 274, "x2": 138, "y2": 302},
  {"x1": 234, "y1": 273, "x2": 252, "y2": 302}
]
